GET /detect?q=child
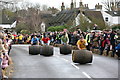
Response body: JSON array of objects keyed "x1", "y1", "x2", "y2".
[{"x1": 2, "y1": 53, "x2": 9, "y2": 79}]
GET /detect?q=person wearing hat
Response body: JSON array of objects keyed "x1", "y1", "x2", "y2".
[{"x1": 77, "y1": 36, "x2": 88, "y2": 50}]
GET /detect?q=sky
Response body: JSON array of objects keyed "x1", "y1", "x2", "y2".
[{"x1": 22, "y1": 0, "x2": 103, "y2": 9}]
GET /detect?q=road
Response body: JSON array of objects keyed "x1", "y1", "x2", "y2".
[{"x1": 9, "y1": 45, "x2": 119, "y2": 79}]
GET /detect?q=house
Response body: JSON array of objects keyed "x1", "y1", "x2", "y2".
[
  {"x1": 41, "y1": 22, "x2": 46, "y2": 33},
  {"x1": 0, "y1": 21, "x2": 17, "y2": 29},
  {"x1": 47, "y1": 0, "x2": 120, "y2": 29},
  {"x1": 48, "y1": 8, "x2": 80, "y2": 27},
  {"x1": 48, "y1": 0, "x2": 105, "y2": 28},
  {"x1": 101, "y1": 11, "x2": 120, "y2": 26}
]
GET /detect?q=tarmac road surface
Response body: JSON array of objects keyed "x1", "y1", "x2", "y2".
[{"x1": 9, "y1": 45, "x2": 118, "y2": 79}]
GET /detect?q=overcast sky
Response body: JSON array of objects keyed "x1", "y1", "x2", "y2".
[{"x1": 23, "y1": 0, "x2": 103, "y2": 9}]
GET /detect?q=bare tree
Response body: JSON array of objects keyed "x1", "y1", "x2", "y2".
[
  {"x1": 102, "y1": 0, "x2": 120, "y2": 11},
  {"x1": 48, "y1": 7, "x2": 59, "y2": 14},
  {"x1": 15, "y1": 2, "x2": 41, "y2": 32}
]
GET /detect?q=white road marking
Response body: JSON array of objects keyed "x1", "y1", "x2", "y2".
[
  {"x1": 82, "y1": 72, "x2": 92, "y2": 78},
  {"x1": 54, "y1": 55, "x2": 93, "y2": 79},
  {"x1": 54, "y1": 55, "x2": 80, "y2": 70},
  {"x1": 61, "y1": 58, "x2": 69, "y2": 62},
  {"x1": 71, "y1": 63, "x2": 80, "y2": 70}
]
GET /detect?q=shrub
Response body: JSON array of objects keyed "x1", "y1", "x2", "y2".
[
  {"x1": 47, "y1": 25, "x2": 67, "y2": 32},
  {"x1": 20, "y1": 30, "x2": 30, "y2": 34},
  {"x1": 112, "y1": 24, "x2": 120, "y2": 30},
  {"x1": 15, "y1": 23, "x2": 28, "y2": 33}
]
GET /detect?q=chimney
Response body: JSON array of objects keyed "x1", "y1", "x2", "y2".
[
  {"x1": 95, "y1": 4, "x2": 97, "y2": 9},
  {"x1": 98, "y1": 3, "x2": 99, "y2": 5},
  {"x1": 74, "y1": 0, "x2": 76, "y2": 8},
  {"x1": 87, "y1": 4, "x2": 89, "y2": 9},
  {"x1": 80, "y1": 0, "x2": 83, "y2": 8},
  {"x1": 111, "y1": 2, "x2": 117, "y2": 11},
  {"x1": 117, "y1": 2, "x2": 120, "y2": 11},
  {"x1": 71, "y1": 0, "x2": 74, "y2": 9},
  {"x1": 95, "y1": 3, "x2": 102, "y2": 10},
  {"x1": 61, "y1": 2, "x2": 65, "y2": 11},
  {"x1": 84, "y1": 4, "x2": 86, "y2": 8}
]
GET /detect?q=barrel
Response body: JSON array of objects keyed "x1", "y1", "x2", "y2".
[
  {"x1": 29, "y1": 45, "x2": 41, "y2": 55},
  {"x1": 40, "y1": 45, "x2": 53, "y2": 56},
  {"x1": 72, "y1": 50, "x2": 93, "y2": 64},
  {"x1": 60, "y1": 44, "x2": 72, "y2": 55}
]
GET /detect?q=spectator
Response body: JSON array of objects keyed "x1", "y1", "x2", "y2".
[
  {"x1": 115, "y1": 41, "x2": 120, "y2": 60},
  {"x1": 70, "y1": 31, "x2": 78, "y2": 45},
  {"x1": 18, "y1": 34, "x2": 24, "y2": 44},
  {"x1": 93, "y1": 24, "x2": 98, "y2": 30},
  {"x1": 110, "y1": 31, "x2": 117, "y2": 57},
  {"x1": 77, "y1": 36, "x2": 88, "y2": 50},
  {"x1": 7, "y1": 36, "x2": 12, "y2": 55},
  {"x1": 42, "y1": 35, "x2": 50, "y2": 45},
  {"x1": 2, "y1": 53, "x2": 10, "y2": 79},
  {"x1": 31, "y1": 35, "x2": 39, "y2": 45},
  {"x1": 55, "y1": 33, "x2": 61, "y2": 44},
  {"x1": 0, "y1": 39, "x2": 7, "y2": 79},
  {"x1": 85, "y1": 32, "x2": 91, "y2": 50},
  {"x1": 61, "y1": 32, "x2": 69, "y2": 44},
  {"x1": 99, "y1": 37, "x2": 106, "y2": 55}
]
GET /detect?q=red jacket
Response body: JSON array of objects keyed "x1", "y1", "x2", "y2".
[{"x1": 42, "y1": 37, "x2": 50, "y2": 43}]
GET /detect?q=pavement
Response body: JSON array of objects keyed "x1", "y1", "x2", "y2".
[{"x1": 9, "y1": 45, "x2": 118, "y2": 79}]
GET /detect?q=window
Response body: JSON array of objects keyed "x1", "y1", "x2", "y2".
[{"x1": 105, "y1": 17, "x2": 108, "y2": 22}]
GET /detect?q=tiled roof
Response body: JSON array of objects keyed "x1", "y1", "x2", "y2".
[
  {"x1": 105, "y1": 11, "x2": 120, "y2": 16},
  {"x1": 83, "y1": 11, "x2": 104, "y2": 20},
  {"x1": 48, "y1": 8, "x2": 105, "y2": 27},
  {"x1": 48, "y1": 8, "x2": 80, "y2": 26}
]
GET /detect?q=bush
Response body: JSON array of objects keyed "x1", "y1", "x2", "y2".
[
  {"x1": 47, "y1": 26, "x2": 67, "y2": 32},
  {"x1": 20, "y1": 30, "x2": 30, "y2": 34},
  {"x1": 15, "y1": 23, "x2": 28, "y2": 33},
  {"x1": 112, "y1": 24, "x2": 120, "y2": 30}
]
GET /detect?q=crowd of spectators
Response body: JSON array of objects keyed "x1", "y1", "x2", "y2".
[
  {"x1": 0, "y1": 32, "x2": 12, "y2": 79},
  {"x1": 7, "y1": 28, "x2": 120, "y2": 59}
]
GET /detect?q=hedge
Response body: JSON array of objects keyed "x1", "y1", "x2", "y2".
[{"x1": 47, "y1": 26, "x2": 67, "y2": 32}]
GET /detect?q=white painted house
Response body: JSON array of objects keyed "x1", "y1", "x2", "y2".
[
  {"x1": 41, "y1": 22, "x2": 46, "y2": 33},
  {"x1": 75, "y1": 10, "x2": 120, "y2": 27},
  {"x1": 101, "y1": 11, "x2": 120, "y2": 26},
  {"x1": 0, "y1": 21, "x2": 17, "y2": 29}
]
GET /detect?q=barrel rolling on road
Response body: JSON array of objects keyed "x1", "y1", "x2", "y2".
[
  {"x1": 72, "y1": 50, "x2": 93, "y2": 64},
  {"x1": 29, "y1": 45, "x2": 42, "y2": 55},
  {"x1": 60, "y1": 44, "x2": 72, "y2": 55},
  {"x1": 40, "y1": 45, "x2": 53, "y2": 56}
]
